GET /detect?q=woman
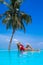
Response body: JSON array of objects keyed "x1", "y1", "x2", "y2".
[{"x1": 17, "y1": 42, "x2": 34, "y2": 51}]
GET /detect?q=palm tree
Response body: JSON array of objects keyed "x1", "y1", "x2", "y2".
[{"x1": 0, "y1": 0, "x2": 32, "y2": 50}]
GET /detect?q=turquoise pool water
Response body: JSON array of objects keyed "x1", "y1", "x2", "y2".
[{"x1": 0, "y1": 50, "x2": 43, "y2": 65}]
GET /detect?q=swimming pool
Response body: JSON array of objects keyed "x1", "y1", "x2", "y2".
[{"x1": 0, "y1": 50, "x2": 43, "y2": 65}]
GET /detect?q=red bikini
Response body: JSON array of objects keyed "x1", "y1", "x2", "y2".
[{"x1": 20, "y1": 44, "x2": 25, "y2": 51}]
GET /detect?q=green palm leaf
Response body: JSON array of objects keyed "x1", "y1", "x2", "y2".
[
  {"x1": 2, "y1": 16, "x2": 11, "y2": 23},
  {"x1": 0, "y1": 0, "x2": 4, "y2": 3},
  {"x1": 0, "y1": 0, "x2": 13, "y2": 10},
  {"x1": 20, "y1": 12, "x2": 32, "y2": 24}
]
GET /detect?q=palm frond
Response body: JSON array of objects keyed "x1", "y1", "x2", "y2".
[
  {"x1": 0, "y1": 0, "x2": 4, "y2": 3},
  {"x1": 2, "y1": 16, "x2": 11, "y2": 23},
  {"x1": 2, "y1": 16, "x2": 12, "y2": 29},
  {"x1": 11, "y1": 0, "x2": 22, "y2": 8},
  {"x1": 0, "y1": 10, "x2": 11, "y2": 19},
  {"x1": 20, "y1": 21, "x2": 26, "y2": 32},
  {"x1": 0, "y1": 0, "x2": 13, "y2": 10},
  {"x1": 17, "y1": 16, "x2": 26, "y2": 32},
  {"x1": 20, "y1": 12, "x2": 32, "y2": 24},
  {"x1": 6, "y1": 20, "x2": 12, "y2": 29},
  {"x1": 11, "y1": 0, "x2": 17, "y2": 8}
]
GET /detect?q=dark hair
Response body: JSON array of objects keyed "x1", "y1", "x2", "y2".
[
  {"x1": 17, "y1": 44, "x2": 19, "y2": 50},
  {"x1": 26, "y1": 45, "x2": 30, "y2": 48}
]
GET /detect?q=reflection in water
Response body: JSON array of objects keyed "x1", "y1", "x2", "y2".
[
  {"x1": 8, "y1": 51, "x2": 12, "y2": 65},
  {"x1": 0, "y1": 50, "x2": 41, "y2": 65}
]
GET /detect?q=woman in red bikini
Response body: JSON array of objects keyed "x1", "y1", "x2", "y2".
[{"x1": 17, "y1": 42, "x2": 34, "y2": 51}]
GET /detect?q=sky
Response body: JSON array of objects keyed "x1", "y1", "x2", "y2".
[{"x1": 0, "y1": 0, "x2": 43, "y2": 50}]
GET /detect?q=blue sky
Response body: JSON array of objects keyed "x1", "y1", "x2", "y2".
[{"x1": 0, "y1": 0, "x2": 43, "y2": 50}]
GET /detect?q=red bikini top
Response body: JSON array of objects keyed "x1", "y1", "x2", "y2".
[{"x1": 20, "y1": 44, "x2": 25, "y2": 51}]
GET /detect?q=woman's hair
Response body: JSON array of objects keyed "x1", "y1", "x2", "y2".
[
  {"x1": 26, "y1": 45, "x2": 30, "y2": 48},
  {"x1": 17, "y1": 43, "x2": 20, "y2": 50}
]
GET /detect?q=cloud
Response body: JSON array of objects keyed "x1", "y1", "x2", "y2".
[
  {"x1": 0, "y1": 34, "x2": 19, "y2": 45},
  {"x1": 13, "y1": 39, "x2": 18, "y2": 42},
  {"x1": 0, "y1": 34, "x2": 9, "y2": 49},
  {"x1": 0, "y1": 34, "x2": 19, "y2": 49},
  {"x1": 6, "y1": 38, "x2": 19, "y2": 44},
  {"x1": 37, "y1": 42, "x2": 43, "y2": 47},
  {"x1": 0, "y1": 34, "x2": 9, "y2": 42},
  {"x1": 0, "y1": 34, "x2": 18, "y2": 42},
  {"x1": 3, "y1": 36, "x2": 19, "y2": 43},
  {"x1": 12, "y1": 39, "x2": 19, "y2": 44},
  {"x1": 0, "y1": 34, "x2": 43, "y2": 50}
]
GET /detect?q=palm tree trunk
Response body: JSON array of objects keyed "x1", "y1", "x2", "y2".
[{"x1": 8, "y1": 30, "x2": 14, "y2": 50}]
